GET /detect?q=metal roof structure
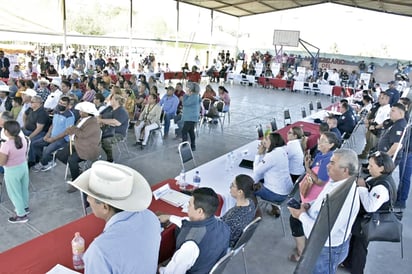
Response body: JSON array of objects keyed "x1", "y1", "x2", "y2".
[{"x1": 178, "y1": 0, "x2": 412, "y2": 18}]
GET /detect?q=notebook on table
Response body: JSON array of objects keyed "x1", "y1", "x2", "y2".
[{"x1": 152, "y1": 183, "x2": 191, "y2": 208}]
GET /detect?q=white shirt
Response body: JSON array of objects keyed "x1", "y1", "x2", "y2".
[
  {"x1": 61, "y1": 66, "x2": 74, "y2": 77},
  {"x1": 9, "y1": 70, "x2": 24, "y2": 79},
  {"x1": 358, "y1": 179, "x2": 390, "y2": 213},
  {"x1": 158, "y1": 215, "x2": 200, "y2": 274},
  {"x1": 374, "y1": 104, "x2": 391, "y2": 125},
  {"x1": 286, "y1": 139, "x2": 305, "y2": 175},
  {"x1": 44, "y1": 89, "x2": 62, "y2": 109},
  {"x1": 299, "y1": 178, "x2": 360, "y2": 247}
]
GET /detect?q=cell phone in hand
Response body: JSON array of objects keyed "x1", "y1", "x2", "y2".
[{"x1": 287, "y1": 198, "x2": 301, "y2": 209}]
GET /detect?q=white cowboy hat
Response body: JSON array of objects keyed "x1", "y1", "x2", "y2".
[
  {"x1": 74, "y1": 102, "x2": 99, "y2": 116},
  {"x1": 0, "y1": 85, "x2": 10, "y2": 92},
  {"x1": 69, "y1": 161, "x2": 152, "y2": 212},
  {"x1": 39, "y1": 77, "x2": 50, "y2": 84},
  {"x1": 50, "y1": 79, "x2": 61, "y2": 89},
  {"x1": 21, "y1": 88, "x2": 38, "y2": 97}
]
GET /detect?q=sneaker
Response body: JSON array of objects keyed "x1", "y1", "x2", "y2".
[
  {"x1": 32, "y1": 163, "x2": 43, "y2": 172},
  {"x1": 40, "y1": 161, "x2": 57, "y2": 172},
  {"x1": 8, "y1": 215, "x2": 28, "y2": 224}
]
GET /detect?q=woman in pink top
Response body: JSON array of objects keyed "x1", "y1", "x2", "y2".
[
  {"x1": 0, "y1": 120, "x2": 29, "y2": 223},
  {"x1": 217, "y1": 86, "x2": 230, "y2": 112}
]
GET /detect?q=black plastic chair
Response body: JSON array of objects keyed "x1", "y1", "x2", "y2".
[
  {"x1": 316, "y1": 100, "x2": 322, "y2": 110},
  {"x1": 284, "y1": 109, "x2": 292, "y2": 125},
  {"x1": 209, "y1": 250, "x2": 234, "y2": 274},
  {"x1": 309, "y1": 101, "x2": 314, "y2": 113},
  {"x1": 301, "y1": 107, "x2": 307, "y2": 118},
  {"x1": 271, "y1": 118, "x2": 278, "y2": 131},
  {"x1": 178, "y1": 141, "x2": 196, "y2": 170},
  {"x1": 231, "y1": 217, "x2": 262, "y2": 274}
]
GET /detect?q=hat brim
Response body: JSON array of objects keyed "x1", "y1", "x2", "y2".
[{"x1": 69, "y1": 161, "x2": 152, "y2": 212}]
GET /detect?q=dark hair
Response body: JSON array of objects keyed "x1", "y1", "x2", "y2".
[
  {"x1": 94, "y1": 93, "x2": 105, "y2": 103},
  {"x1": 321, "y1": 131, "x2": 340, "y2": 151},
  {"x1": 341, "y1": 102, "x2": 349, "y2": 111},
  {"x1": 149, "y1": 93, "x2": 158, "y2": 101},
  {"x1": 234, "y1": 174, "x2": 255, "y2": 199},
  {"x1": 291, "y1": 126, "x2": 307, "y2": 151},
  {"x1": 4, "y1": 120, "x2": 23, "y2": 149},
  {"x1": 192, "y1": 187, "x2": 219, "y2": 218},
  {"x1": 362, "y1": 95, "x2": 373, "y2": 103},
  {"x1": 60, "y1": 96, "x2": 70, "y2": 105},
  {"x1": 87, "y1": 80, "x2": 95, "y2": 91},
  {"x1": 61, "y1": 80, "x2": 71, "y2": 89},
  {"x1": 392, "y1": 102, "x2": 406, "y2": 113},
  {"x1": 369, "y1": 151, "x2": 395, "y2": 174},
  {"x1": 151, "y1": 85, "x2": 158, "y2": 93},
  {"x1": 218, "y1": 86, "x2": 229, "y2": 93},
  {"x1": 319, "y1": 122, "x2": 329, "y2": 134},
  {"x1": 25, "y1": 80, "x2": 34, "y2": 89},
  {"x1": 1, "y1": 111, "x2": 14, "y2": 121},
  {"x1": 399, "y1": 97, "x2": 411, "y2": 111},
  {"x1": 267, "y1": 132, "x2": 285, "y2": 152}
]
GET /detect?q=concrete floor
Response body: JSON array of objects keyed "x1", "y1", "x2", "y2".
[{"x1": 0, "y1": 82, "x2": 410, "y2": 274}]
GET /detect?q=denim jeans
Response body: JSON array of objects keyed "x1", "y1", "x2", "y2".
[
  {"x1": 398, "y1": 152, "x2": 412, "y2": 203},
  {"x1": 313, "y1": 239, "x2": 350, "y2": 274},
  {"x1": 163, "y1": 112, "x2": 175, "y2": 135},
  {"x1": 26, "y1": 131, "x2": 46, "y2": 163},
  {"x1": 32, "y1": 138, "x2": 67, "y2": 165},
  {"x1": 254, "y1": 185, "x2": 287, "y2": 203}
]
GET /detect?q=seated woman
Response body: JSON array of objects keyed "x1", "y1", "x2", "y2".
[
  {"x1": 217, "y1": 86, "x2": 230, "y2": 112},
  {"x1": 133, "y1": 93, "x2": 161, "y2": 148},
  {"x1": 253, "y1": 132, "x2": 293, "y2": 217},
  {"x1": 202, "y1": 85, "x2": 217, "y2": 102},
  {"x1": 286, "y1": 126, "x2": 307, "y2": 182},
  {"x1": 221, "y1": 174, "x2": 257, "y2": 248},
  {"x1": 288, "y1": 132, "x2": 340, "y2": 262},
  {"x1": 343, "y1": 151, "x2": 396, "y2": 273}
]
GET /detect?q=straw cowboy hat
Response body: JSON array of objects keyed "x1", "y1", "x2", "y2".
[
  {"x1": 75, "y1": 102, "x2": 99, "y2": 116},
  {"x1": 39, "y1": 77, "x2": 50, "y2": 84},
  {"x1": 21, "y1": 88, "x2": 38, "y2": 97},
  {"x1": 69, "y1": 161, "x2": 152, "y2": 212}
]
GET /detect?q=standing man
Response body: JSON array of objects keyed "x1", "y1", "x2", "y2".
[
  {"x1": 160, "y1": 86, "x2": 179, "y2": 138},
  {"x1": 158, "y1": 188, "x2": 230, "y2": 274},
  {"x1": 289, "y1": 148, "x2": 360, "y2": 274},
  {"x1": 0, "y1": 50, "x2": 10, "y2": 78},
  {"x1": 69, "y1": 161, "x2": 161, "y2": 273},
  {"x1": 181, "y1": 82, "x2": 201, "y2": 151}
]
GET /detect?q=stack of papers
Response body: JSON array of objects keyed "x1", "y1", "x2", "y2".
[
  {"x1": 152, "y1": 184, "x2": 191, "y2": 208},
  {"x1": 46, "y1": 264, "x2": 80, "y2": 274}
]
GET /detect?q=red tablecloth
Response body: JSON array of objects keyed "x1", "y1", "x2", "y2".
[
  {"x1": 164, "y1": 71, "x2": 184, "y2": 80},
  {"x1": 258, "y1": 77, "x2": 293, "y2": 90},
  {"x1": 276, "y1": 121, "x2": 320, "y2": 149},
  {"x1": 0, "y1": 178, "x2": 184, "y2": 273}
]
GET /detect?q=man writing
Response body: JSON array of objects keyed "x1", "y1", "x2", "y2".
[
  {"x1": 289, "y1": 148, "x2": 360, "y2": 274},
  {"x1": 69, "y1": 161, "x2": 161, "y2": 273},
  {"x1": 158, "y1": 187, "x2": 230, "y2": 274}
]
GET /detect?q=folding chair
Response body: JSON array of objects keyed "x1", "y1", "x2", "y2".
[
  {"x1": 312, "y1": 83, "x2": 320, "y2": 95},
  {"x1": 270, "y1": 118, "x2": 278, "y2": 131},
  {"x1": 178, "y1": 141, "x2": 196, "y2": 170},
  {"x1": 147, "y1": 111, "x2": 164, "y2": 146},
  {"x1": 309, "y1": 101, "x2": 314, "y2": 114},
  {"x1": 284, "y1": 109, "x2": 292, "y2": 126},
  {"x1": 209, "y1": 250, "x2": 234, "y2": 274},
  {"x1": 316, "y1": 100, "x2": 323, "y2": 111},
  {"x1": 301, "y1": 107, "x2": 307, "y2": 118},
  {"x1": 258, "y1": 174, "x2": 304, "y2": 237},
  {"x1": 115, "y1": 119, "x2": 130, "y2": 157},
  {"x1": 256, "y1": 124, "x2": 263, "y2": 139},
  {"x1": 215, "y1": 100, "x2": 230, "y2": 126},
  {"x1": 303, "y1": 82, "x2": 311, "y2": 94},
  {"x1": 231, "y1": 217, "x2": 262, "y2": 274}
]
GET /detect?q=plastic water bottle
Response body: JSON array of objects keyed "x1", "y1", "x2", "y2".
[
  {"x1": 179, "y1": 169, "x2": 187, "y2": 190},
  {"x1": 193, "y1": 171, "x2": 201, "y2": 189},
  {"x1": 225, "y1": 153, "x2": 232, "y2": 171},
  {"x1": 72, "y1": 232, "x2": 85, "y2": 270}
]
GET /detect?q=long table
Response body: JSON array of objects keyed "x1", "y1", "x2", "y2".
[
  {"x1": 257, "y1": 77, "x2": 293, "y2": 90},
  {"x1": 0, "y1": 178, "x2": 187, "y2": 273}
]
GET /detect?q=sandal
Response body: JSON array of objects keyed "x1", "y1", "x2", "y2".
[{"x1": 288, "y1": 253, "x2": 300, "y2": 263}]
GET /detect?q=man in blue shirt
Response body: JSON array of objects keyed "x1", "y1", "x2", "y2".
[
  {"x1": 32, "y1": 96, "x2": 75, "y2": 172},
  {"x1": 385, "y1": 81, "x2": 400, "y2": 106},
  {"x1": 69, "y1": 161, "x2": 161, "y2": 274},
  {"x1": 160, "y1": 86, "x2": 179, "y2": 138}
]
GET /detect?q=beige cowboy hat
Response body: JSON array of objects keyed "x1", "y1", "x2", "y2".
[
  {"x1": 69, "y1": 161, "x2": 152, "y2": 212},
  {"x1": 0, "y1": 85, "x2": 10, "y2": 93},
  {"x1": 39, "y1": 77, "x2": 50, "y2": 84},
  {"x1": 75, "y1": 102, "x2": 99, "y2": 116},
  {"x1": 50, "y1": 79, "x2": 61, "y2": 89}
]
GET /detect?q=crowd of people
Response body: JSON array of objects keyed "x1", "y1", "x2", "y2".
[{"x1": 0, "y1": 49, "x2": 410, "y2": 274}]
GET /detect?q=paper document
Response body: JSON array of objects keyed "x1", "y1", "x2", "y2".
[
  {"x1": 46, "y1": 264, "x2": 81, "y2": 274},
  {"x1": 152, "y1": 184, "x2": 191, "y2": 208}
]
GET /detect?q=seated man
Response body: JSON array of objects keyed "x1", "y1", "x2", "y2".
[
  {"x1": 68, "y1": 161, "x2": 161, "y2": 273},
  {"x1": 134, "y1": 94, "x2": 162, "y2": 148},
  {"x1": 158, "y1": 188, "x2": 230, "y2": 274},
  {"x1": 288, "y1": 148, "x2": 360, "y2": 274},
  {"x1": 159, "y1": 86, "x2": 179, "y2": 138},
  {"x1": 337, "y1": 102, "x2": 356, "y2": 136},
  {"x1": 32, "y1": 96, "x2": 75, "y2": 172},
  {"x1": 326, "y1": 115, "x2": 342, "y2": 143}
]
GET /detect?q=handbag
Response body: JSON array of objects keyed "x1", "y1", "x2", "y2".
[
  {"x1": 360, "y1": 211, "x2": 402, "y2": 242},
  {"x1": 360, "y1": 179, "x2": 403, "y2": 243},
  {"x1": 299, "y1": 165, "x2": 320, "y2": 198}
]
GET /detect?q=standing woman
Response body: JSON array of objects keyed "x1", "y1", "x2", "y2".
[
  {"x1": 181, "y1": 82, "x2": 201, "y2": 151},
  {"x1": 286, "y1": 126, "x2": 307, "y2": 182},
  {"x1": 0, "y1": 120, "x2": 29, "y2": 223},
  {"x1": 343, "y1": 151, "x2": 396, "y2": 273},
  {"x1": 253, "y1": 132, "x2": 293, "y2": 217}
]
